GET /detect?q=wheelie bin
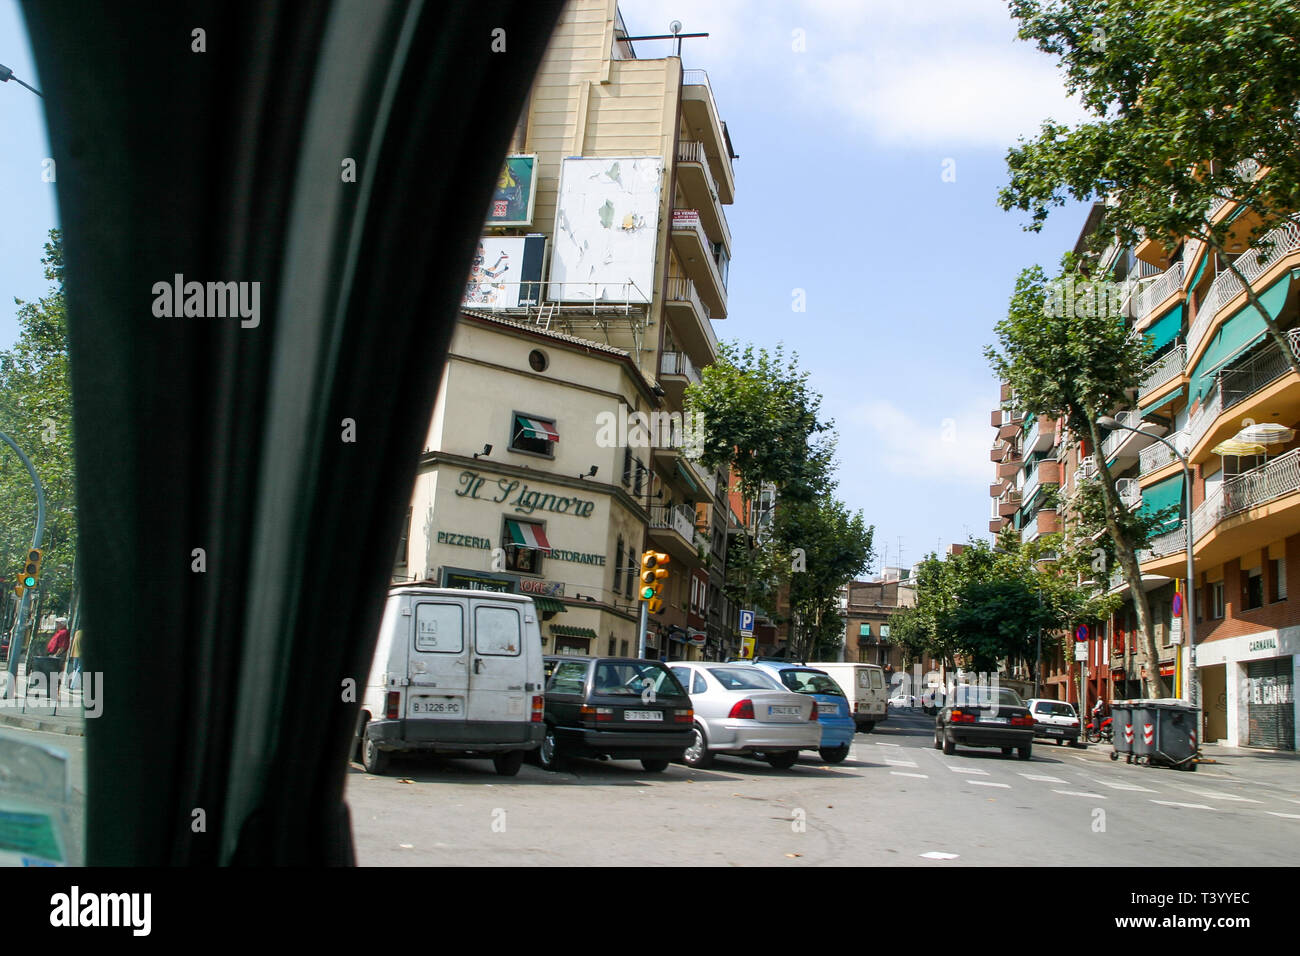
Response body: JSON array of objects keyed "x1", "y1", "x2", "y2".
[
  {"x1": 1145, "y1": 698, "x2": 1200, "y2": 771},
  {"x1": 1110, "y1": 699, "x2": 1135, "y2": 762}
]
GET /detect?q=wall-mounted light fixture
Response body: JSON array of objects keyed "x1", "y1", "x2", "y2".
[{"x1": 473, "y1": 444, "x2": 492, "y2": 459}]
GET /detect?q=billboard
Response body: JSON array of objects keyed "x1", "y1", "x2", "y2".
[
  {"x1": 463, "y1": 235, "x2": 546, "y2": 309},
  {"x1": 486, "y1": 155, "x2": 538, "y2": 226},
  {"x1": 548, "y1": 156, "x2": 662, "y2": 303}
]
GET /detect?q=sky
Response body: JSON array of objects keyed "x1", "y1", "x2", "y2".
[{"x1": 0, "y1": 0, "x2": 1093, "y2": 577}]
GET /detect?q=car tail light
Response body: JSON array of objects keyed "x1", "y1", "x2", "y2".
[
  {"x1": 674, "y1": 708, "x2": 693, "y2": 723},
  {"x1": 728, "y1": 699, "x2": 755, "y2": 720},
  {"x1": 579, "y1": 705, "x2": 614, "y2": 722},
  {"x1": 531, "y1": 695, "x2": 544, "y2": 723},
  {"x1": 949, "y1": 708, "x2": 976, "y2": 724},
  {"x1": 809, "y1": 705, "x2": 819, "y2": 722},
  {"x1": 1010, "y1": 713, "x2": 1035, "y2": 728},
  {"x1": 385, "y1": 691, "x2": 401, "y2": 720}
]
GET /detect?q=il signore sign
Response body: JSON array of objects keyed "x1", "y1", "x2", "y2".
[{"x1": 456, "y1": 469, "x2": 596, "y2": 518}]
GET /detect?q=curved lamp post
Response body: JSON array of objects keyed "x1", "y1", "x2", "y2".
[{"x1": 1096, "y1": 415, "x2": 1195, "y2": 707}]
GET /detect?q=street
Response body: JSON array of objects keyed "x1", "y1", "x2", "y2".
[{"x1": 347, "y1": 710, "x2": 1300, "y2": 866}]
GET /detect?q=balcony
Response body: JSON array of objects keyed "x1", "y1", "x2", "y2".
[
  {"x1": 1207, "y1": 158, "x2": 1263, "y2": 221},
  {"x1": 1133, "y1": 260, "x2": 1183, "y2": 325},
  {"x1": 663, "y1": 276, "x2": 718, "y2": 368},
  {"x1": 989, "y1": 479, "x2": 1009, "y2": 497},
  {"x1": 649, "y1": 503, "x2": 702, "y2": 562},
  {"x1": 1138, "y1": 437, "x2": 1184, "y2": 477},
  {"x1": 990, "y1": 439, "x2": 1008, "y2": 462},
  {"x1": 997, "y1": 489, "x2": 1022, "y2": 518},
  {"x1": 1138, "y1": 345, "x2": 1186, "y2": 399},
  {"x1": 1186, "y1": 218, "x2": 1300, "y2": 360},
  {"x1": 1116, "y1": 477, "x2": 1141, "y2": 509},
  {"x1": 1025, "y1": 415, "x2": 1055, "y2": 453},
  {"x1": 1185, "y1": 330, "x2": 1300, "y2": 455},
  {"x1": 1101, "y1": 409, "x2": 1165, "y2": 464},
  {"x1": 680, "y1": 70, "x2": 734, "y2": 205},
  {"x1": 676, "y1": 140, "x2": 731, "y2": 255},
  {"x1": 1074, "y1": 455, "x2": 1098, "y2": 487},
  {"x1": 996, "y1": 452, "x2": 1023, "y2": 480},
  {"x1": 659, "y1": 350, "x2": 700, "y2": 403},
  {"x1": 671, "y1": 209, "x2": 727, "y2": 318}
]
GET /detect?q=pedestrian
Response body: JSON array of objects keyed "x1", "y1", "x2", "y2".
[
  {"x1": 46, "y1": 618, "x2": 70, "y2": 658},
  {"x1": 67, "y1": 627, "x2": 84, "y2": 692}
]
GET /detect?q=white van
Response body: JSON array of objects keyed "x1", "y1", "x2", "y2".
[
  {"x1": 355, "y1": 586, "x2": 545, "y2": 776},
  {"x1": 806, "y1": 662, "x2": 888, "y2": 732}
]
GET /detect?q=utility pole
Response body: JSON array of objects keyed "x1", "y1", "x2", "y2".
[{"x1": 1, "y1": 431, "x2": 47, "y2": 698}]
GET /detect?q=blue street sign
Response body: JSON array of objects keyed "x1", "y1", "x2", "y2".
[
  {"x1": 739, "y1": 609, "x2": 755, "y2": 637},
  {"x1": 1076, "y1": 624, "x2": 1089, "y2": 642}
]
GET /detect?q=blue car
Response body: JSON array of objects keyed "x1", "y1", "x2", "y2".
[{"x1": 743, "y1": 662, "x2": 857, "y2": 764}]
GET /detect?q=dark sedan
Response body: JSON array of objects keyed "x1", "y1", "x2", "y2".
[
  {"x1": 933, "y1": 685, "x2": 1035, "y2": 760},
  {"x1": 536, "y1": 656, "x2": 694, "y2": 773}
]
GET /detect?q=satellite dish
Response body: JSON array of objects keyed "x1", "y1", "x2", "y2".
[{"x1": 669, "y1": 20, "x2": 682, "y2": 35}]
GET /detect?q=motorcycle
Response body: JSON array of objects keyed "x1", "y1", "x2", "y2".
[{"x1": 1085, "y1": 715, "x2": 1113, "y2": 744}]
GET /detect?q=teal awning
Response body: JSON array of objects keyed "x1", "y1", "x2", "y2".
[
  {"x1": 1139, "y1": 387, "x2": 1183, "y2": 418},
  {"x1": 675, "y1": 459, "x2": 699, "y2": 493},
  {"x1": 1142, "y1": 304, "x2": 1184, "y2": 353},
  {"x1": 1188, "y1": 247, "x2": 1210, "y2": 290},
  {"x1": 1190, "y1": 272, "x2": 1294, "y2": 403},
  {"x1": 1140, "y1": 473, "x2": 1185, "y2": 531}
]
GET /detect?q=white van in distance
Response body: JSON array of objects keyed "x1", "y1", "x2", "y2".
[
  {"x1": 355, "y1": 586, "x2": 545, "y2": 776},
  {"x1": 805, "y1": 662, "x2": 888, "y2": 732}
]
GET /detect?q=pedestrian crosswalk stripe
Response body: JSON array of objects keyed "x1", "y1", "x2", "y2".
[
  {"x1": 1172, "y1": 786, "x2": 1260, "y2": 803},
  {"x1": 949, "y1": 767, "x2": 989, "y2": 775},
  {"x1": 1266, "y1": 811, "x2": 1300, "y2": 819},
  {"x1": 1084, "y1": 777, "x2": 1157, "y2": 793},
  {"x1": 1151, "y1": 800, "x2": 1213, "y2": 810},
  {"x1": 1020, "y1": 773, "x2": 1066, "y2": 783},
  {"x1": 876, "y1": 742, "x2": 901, "y2": 747},
  {"x1": 1052, "y1": 790, "x2": 1106, "y2": 798},
  {"x1": 884, "y1": 759, "x2": 919, "y2": 767},
  {"x1": 920, "y1": 851, "x2": 958, "y2": 860},
  {"x1": 891, "y1": 771, "x2": 929, "y2": 779},
  {"x1": 967, "y1": 780, "x2": 1011, "y2": 788}
]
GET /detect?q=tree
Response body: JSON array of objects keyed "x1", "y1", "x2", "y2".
[
  {"x1": 0, "y1": 229, "x2": 77, "y2": 627},
  {"x1": 1001, "y1": 0, "x2": 1300, "y2": 377},
  {"x1": 986, "y1": 260, "x2": 1168, "y2": 695}
]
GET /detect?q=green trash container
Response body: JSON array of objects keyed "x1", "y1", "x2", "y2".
[
  {"x1": 1147, "y1": 699, "x2": 1200, "y2": 771},
  {"x1": 1110, "y1": 700, "x2": 1136, "y2": 762},
  {"x1": 1129, "y1": 700, "x2": 1159, "y2": 761}
]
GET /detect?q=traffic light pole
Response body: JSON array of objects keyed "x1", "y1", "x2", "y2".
[
  {"x1": 1, "y1": 430, "x2": 46, "y2": 698},
  {"x1": 637, "y1": 601, "x2": 648, "y2": 660}
]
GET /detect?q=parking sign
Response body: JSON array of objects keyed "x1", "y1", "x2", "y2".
[{"x1": 739, "y1": 609, "x2": 754, "y2": 637}]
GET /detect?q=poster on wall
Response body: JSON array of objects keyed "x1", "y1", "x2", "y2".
[
  {"x1": 548, "y1": 156, "x2": 662, "y2": 304},
  {"x1": 463, "y1": 235, "x2": 546, "y2": 309},
  {"x1": 486, "y1": 154, "x2": 538, "y2": 226}
]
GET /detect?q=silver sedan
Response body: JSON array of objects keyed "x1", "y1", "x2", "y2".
[{"x1": 668, "y1": 662, "x2": 822, "y2": 770}]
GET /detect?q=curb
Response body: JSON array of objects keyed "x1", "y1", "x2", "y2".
[{"x1": 0, "y1": 713, "x2": 85, "y2": 737}]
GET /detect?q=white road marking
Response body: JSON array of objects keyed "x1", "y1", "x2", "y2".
[
  {"x1": 885, "y1": 760, "x2": 919, "y2": 768},
  {"x1": 876, "y1": 742, "x2": 901, "y2": 747},
  {"x1": 920, "y1": 851, "x2": 959, "y2": 860},
  {"x1": 967, "y1": 780, "x2": 1011, "y2": 789},
  {"x1": 949, "y1": 767, "x2": 990, "y2": 775},
  {"x1": 1052, "y1": 790, "x2": 1106, "y2": 798},
  {"x1": 1171, "y1": 786, "x2": 1261, "y2": 804},
  {"x1": 1266, "y1": 811, "x2": 1300, "y2": 820},
  {"x1": 1083, "y1": 777, "x2": 1158, "y2": 793},
  {"x1": 890, "y1": 771, "x2": 929, "y2": 779},
  {"x1": 1020, "y1": 773, "x2": 1066, "y2": 783},
  {"x1": 1151, "y1": 800, "x2": 1214, "y2": 810}
]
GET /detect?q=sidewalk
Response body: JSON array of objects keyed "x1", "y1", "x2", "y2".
[{"x1": 0, "y1": 660, "x2": 87, "y2": 736}]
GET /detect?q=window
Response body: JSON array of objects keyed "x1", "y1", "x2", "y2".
[
  {"x1": 1210, "y1": 581, "x2": 1225, "y2": 619},
  {"x1": 475, "y1": 605, "x2": 521, "y2": 656},
  {"x1": 502, "y1": 518, "x2": 550, "y2": 574},
  {"x1": 547, "y1": 660, "x2": 588, "y2": 695},
  {"x1": 414, "y1": 602, "x2": 463, "y2": 653},
  {"x1": 613, "y1": 535, "x2": 624, "y2": 594},
  {"x1": 622, "y1": 447, "x2": 633, "y2": 487},
  {"x1": 527, "y1": 349, "x2": 548, "y2": 372},
  {"x1": 609, "y1": 638, "x2": 617, "y2": 656},
  {"x1": 778, "y1": 669, "x2": 845, "y2": 696},
  {"x1": 625, "y1": 547, "x2": 635, "y2": 599},
  {"x1": 859, "y1": 623, "x2": 871, "y2": 637},
  {"x1": 1272, "y1": 558, "x2": 1288, "y2": 602},
  {"x1": 692, "y1": 671, "x2": 707, "y2": 694},
  {"x1": 708, "y1": 667, "x2": 783, "y2": 691},
  {"x1": 593, "y1": 661, "x2": 685, "y2": 698},
  {"x1": 1245, "y1": 567, "x2": 1264, "y2": 610},
  {"x1": 669, "y1": 665, "x2": 690, "y2": 688},
  {"x1": 509, "y1": 411, "x2": 558, "y2": 457},
  {"x1": 620, "y1": 640, "x2": 629, "y2": 657},
  {"x1": 395, "y1": 506, "x2": 411, "y2": 565}
]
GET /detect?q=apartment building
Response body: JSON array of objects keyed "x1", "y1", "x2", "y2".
[
  {"x1": 996, "y1": 177, "x2": 1300, "y2": 750},
  {"x1": 394, "y1": 0, "x2": 743, "y2": 660}
]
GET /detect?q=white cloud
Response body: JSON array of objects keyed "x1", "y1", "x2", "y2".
[{"x1": 846, "y1": 398, "x2": 992, "y2": 486}]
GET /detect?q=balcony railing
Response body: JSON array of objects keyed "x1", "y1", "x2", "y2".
[
  {"x1": 677, "y1": 139, "x2": 718, "y2": 200},
  {"x1": 680, "y1": 70, "x2": 734, "y2": 181},
  {"x1": 1101, "y1": 410, "x2": 1146, "y2": 460},
  {"x1": 1186, "y1": 218, "x2": 1300, "y2": 356},
  {"x1": 1138, "y1": 344, "x2": 1186, "y2": 396},
  {"x1": 1116, "y1": 477, "x2": 1141, "y2": 509},
  {"x1": 1208, "y1": 159, "x2": 1263, "y2": 218},
  {"x1": 650, "y1": 503, "x2": 697, "y2": 542},
  {"x1": 1185, "y1": 330, "x2": 1300, "y2": 450},
  {"x1": 1138, "y1": 438, "x2": 1184, "y2": 476},
  {"x1": 660, "y1": 350, "x2": 700, "y2": 386},
  {"x1": 1134, "y1": 260, "x2": 1183, "y2": 323}
]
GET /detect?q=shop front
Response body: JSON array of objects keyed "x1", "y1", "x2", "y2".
[{"x1": 1196, "y1": 626, "x2": 1299, "y2": 751}]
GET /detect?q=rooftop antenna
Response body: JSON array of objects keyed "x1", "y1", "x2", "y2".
[{"x1": 621, "y1": 21, "x2": 709, "y2": 60}]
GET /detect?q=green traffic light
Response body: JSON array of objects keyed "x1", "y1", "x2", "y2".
[
  {"x1": 22, "y1": 575, "x2": 35, "y2": 588},
  {"x1": 640, "y1": 586, "x2": 655, "y2": 600}
]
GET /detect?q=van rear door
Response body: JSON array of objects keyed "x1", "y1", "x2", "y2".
[
  {"x1": 407, "y1": 596, "x2": 470, "y2": 718},
  {"x1": 467, "y1": 600, "x2": 529, "y2": 723}
]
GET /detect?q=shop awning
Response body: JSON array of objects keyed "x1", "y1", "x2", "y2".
[
  {"x1": 1190, "y1": 272, "x2": 1293, "y2": 402},
  {"x1": 550, "y1": 624, "x2": 596, "y2": 640},
  {"x1": 514, "y1": 414, "x2": 559, "y2": 442},
  {"x1": 531, "y1": 596, "x2": 565, "y2": 614},
  {"x1": 505, "y1": 519, "x2": 552, "y2": 553},
  {"x1": 1142, "y1": 304, "x2": 1184, "y2": 353}
]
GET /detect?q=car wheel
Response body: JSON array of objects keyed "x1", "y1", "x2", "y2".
[
  {"x1": 492, "y1": 750, "x2": 525, "y2": 777},
  {"x1": 641, "y1": 759, "x2": 669, "y2": 773},
  {"x1": 1018, "y1": 744, "x2": 1032, "y2": 761},
  {"x1": 765, "y1": 751, "x2": 799, "y2": 770},
  {"x1": 681, "y1": 725, "x2": 714, "y2": 769},
  {"x1": 860, "y1": 721, "x2": 875, "y2": 733},
  {"x1": 933, "y1": 728, "x2": 942, "y2": 750},
  {"x1": 819, "y1": 745, "x2": 850, "y2": 764},
  {"x1": 1001, "y1": 747, "x2": 1013, "y2": 756},
  {"x1": 1110, "y1": 750, "x2": 1119, "y2": 761},
  {"x1": 537, "y1": 725, "x2": 565, "y2": 773},
  {"x1": 942, "y1": 731, "x2": 956, "y2": 756},
  {"x1": 361, "y1": 735, "x2": 389, "y2": 775}
]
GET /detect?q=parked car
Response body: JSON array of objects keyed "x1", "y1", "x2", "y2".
[
  {"x1": 355, "y1": 587, "x2": 546, "y2": 777},
  {"x1": 806, "y1": 662, "x2": 888, "y2": 732},
  {"x1": 933, "y1": 684, "x2": 1035, "y2": 760},
  {"x1": 667, "y1": 662, "x2": 820, "y2": 769},
  {"x1": 739, "y1": 661, "x2": 856, "y2": 763},
  {"x1": 1024, "y1": 698, "x2": 1082, "y2": 746},
  {"x1": 888, "y1": 691, "x2": 917, "y2": 709},
  {"x1": 536, "y1": 656, "x2": 693, "y2": 773}
]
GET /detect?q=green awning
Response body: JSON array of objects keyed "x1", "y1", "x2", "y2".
[
  {"x1": 1188, "y1": 247, "x2": 1209, "y2": 290},
  {"x1": 1140, "y1": 473, "x2": 1185, "y2": 531},
  {"x1": 531, "y1": 596, "x2": 565, "y2": 614},
  {"x1": 550, "y1": 624, "x2": 596, "y2": 640},
  {"x1": 1190, "y1": 272, "x2": 1293, "y2": 403},
  {"x1": 1142, "y1": 304, "x2": 1184, "y2": 353},
  {"x1": 675, "y1": 459, "x2": 699, "y2": 493},
  {"x1": 1140, "y1": 386, "x2": 1184, "y2": 418}
]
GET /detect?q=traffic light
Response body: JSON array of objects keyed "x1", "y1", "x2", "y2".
[
  {"x1": 20, "y1": 548, "x2": 43, "y2": 594},
  {"x1": 638, "y1": 550, "x2": 670, "y2": 615}
]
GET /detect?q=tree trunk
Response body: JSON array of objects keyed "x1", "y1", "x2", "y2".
[
  {"x1": 1202, "y1": 230, "x2": 1300, "y2": 379},
  {"x1": 1086, "y1": 419, "x2": 1167, "y2": 698}
]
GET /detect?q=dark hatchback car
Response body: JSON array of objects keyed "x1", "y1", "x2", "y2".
[
  {"x1": 933, "y1": 685, "x2": 1036, "y2": 760},
  {"x1": 537, "y1": 657, "x2": 694, "y2": 773}
]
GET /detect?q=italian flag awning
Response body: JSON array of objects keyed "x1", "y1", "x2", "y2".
[
  {"x1": 505, "y1": 519, "x2": 553, "y2": 553},
  {"x1": 515, "y1": 415, "x2": 559, "y2": 442}
]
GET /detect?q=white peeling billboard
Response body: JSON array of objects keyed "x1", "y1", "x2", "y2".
[{"x1": 548, "y1": 156, "x2": 662, "y2": 304}]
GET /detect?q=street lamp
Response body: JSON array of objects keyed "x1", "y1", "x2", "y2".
[{"x1": 1096, "y1": 415, "x2": 1195, "y2": 707}]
